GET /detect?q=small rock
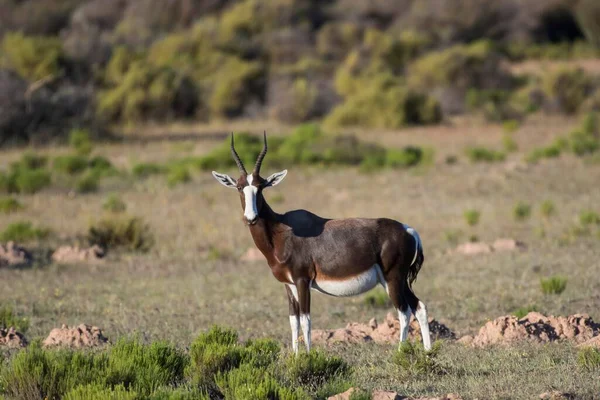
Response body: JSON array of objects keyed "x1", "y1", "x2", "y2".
[
  {"x1": 51, "y1": 245, "x2": 105, "y2": 264},
  {"x1": 0, "y1": 327, "x2": 28, "y2": 348},
  {"x1": 455, "y1": 242, "x2": 492, "y2": 255},
  {"x1": 457, "y1": 335, "x2": 474, "y2": 345},
  {"x1": 0, "y1": 241, "x2": 33, "y2": 268},
  {"x1": 43, "y1": 324, "x2": 108, "y2": 348},
  {"x1": 492, "y1": 238, "x2": 527, "y2": 252},
  {"x1": 539, "y1": 391, "x2": 575, "y2": 400},
  {"x1": 372, "y1": 390, "x2": 401, "y2": 400},
  {"x1": 240, "y1": 248, "x2": 263, "y2": 262}
]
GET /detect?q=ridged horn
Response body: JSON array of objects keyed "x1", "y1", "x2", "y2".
[
  {"x1": 230, "y1": 133, "x2": 247, "y2": 175},
  {"x1": 253, "y1": 131, "x2": 267, "y2": 175}
]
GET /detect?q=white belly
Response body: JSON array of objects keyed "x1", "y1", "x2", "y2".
[{"x1": 311, "y1": 265, "x2": 382, "y2": 297}]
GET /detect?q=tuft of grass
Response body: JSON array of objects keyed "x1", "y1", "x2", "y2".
[
  {"x1": 166, "y1": 166, "x2": 191, "y2": 187},
  {"x1": 1, "y1": 167, "x2": 52, "y2": 194},
  {"x1": 103, "y1": 194, "x2": 127, "y2": 213},
  {"x1": 578, "y1": 347, "x2": 600, "y2": 371},
  {"x1": 502, "y1": 134, "x2": 518, "y2": 152},
  {"x1": 443, "y1": 229, "x2": 462, "y2": 245},
  {"x1": 0, "y1": 221, "x2": 50, "y2": 242},
  {"x1": 285, "y1": 350, "x2": 350, "y2": 390},
  {"x1": 502, "y1": 119, "x2": 520, "y2": 133},
  {"x1": 364, "y1": 289, "x2": 390, "y2": 308},
  {"x1": 540, "y1": 276, "x2": 568, "y2": 295},
  {"x1": 512, "y1": 305, "x2": 538, "y2": 319},
  {"x1": 463, "y1": 209, "x2": 481, "y2": 226},
  {"x1": 132, "y1": 163, "x2": 167, "y2": 179},
  {"x1": 579, "y1": 210, "x2": 600, "y2": 226},
  {"x1": 64, "y1": 384, "x2": 136, "y2": 400},
  {"x1": 465, "y1": 147, "x2": 505, "y2": 163},
  {"x1": 53, "y1": 155, "x2": 89, "y2": 175},
  {"x1": 69, "y1": 128, "x2": 93, "y2": 156},
  {"x1": 88, "y1": 156, "x2": 116, "y2": 177},
  {"x1": 392, "y1": 341, "x2": 442, "y2": 377},
  {"x1": 75, "y1": 171, "x2": 101, "y2": 194},
  {"x1": 0, "y1": 197, "x2": 24, "y2": 214},
  {"x1": 513, "y1": 201, "x2": 531, "y2": 221},
  {"x1": 87, "y1": 215, "x2": 154, "y2": 252},
  {"x1": 540, "y1": 200, "x2": 556, "y2": 218},
  {"x1": 0, "y1": 305, "x2": 29, "y2": 332}
]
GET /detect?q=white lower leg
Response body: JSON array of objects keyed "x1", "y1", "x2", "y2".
[
  {"x1": 414, "y1": 301, "x2": 431, "y2": 351},
  {"x1": 398, "y1": 307, "x2": 411, "y2": 348},
  {"x1": 289, "y1": 315, "x2": 300, "y2": 354},
  {"x1": 300, "y1": 314, "x2": 311, "y2": 352}
]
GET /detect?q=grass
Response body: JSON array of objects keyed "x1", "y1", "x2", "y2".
[
  {"x1": 0, "y1": 197, "x2": 24, "y2": 214},
  {"x1": 392, "y1": 341, "x2": 442, "y2": 377},
  {"x1": 540, "y1": 200, "x2": 555, "y2": 218},
  {"x1": 75, "y1": 171, "x2": 101, "y2": 193},
  {"x1": 540, "y1": 276, "x2": 568, "y2": 295},
  {"x1": 53, "y1": 155, "x2": 89, "y2": 175},
  {"x1": 465, "y1": 147, "x2": 505, "y2": 163},
  {"x1": 579, "y1": 210, "x2": 600, "y2": 226},
  {"x1": 578, "y1": 347, "x2": 600, "y2": 371},
  {"x1": 512, "y1": 305, "x2": 538, "y2": 319},
  {"x1": 463, "y1": 209, "x2": 480, "y2": 226},
  {"x1": 103, "y1": 194, "x2": 127, "y2": 213},
  {"x1": 0, "y1": 305, "x2": 29, "y2": 332},
  {"x1": 0, "y1": 221, "x2": 50, "y2": 242}
]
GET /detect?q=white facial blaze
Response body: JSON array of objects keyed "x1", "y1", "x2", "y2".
[{"x1": 243, "y1": 175, "x2": 258, "y2": 221}]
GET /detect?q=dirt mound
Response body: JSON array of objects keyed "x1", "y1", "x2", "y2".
[
  {"x1": 43, "y1": 324, "x2": 108, "y2": 348},
  {"x1": 51, "y1": 245, "x2": 105, "y2": 264},
  {"x1": 328, "y1": 388, "x2": 462, "y2": 400},
  {"x1": 538, "y1": 391, "x2": 575, "y2": 400},
  {"x1": 313, "y1": 312, "x2": 455, "y2": 345},
  {"x1": 0, "y1": 327, "x2": 28, "y2": 348},
  {"x1": 465, "y1": 312, "x2": 600, "y2": 347},
  {"x1": 577, "y1": 335, "x2": 600, "y2": 349},
  {"x1": 454, "y1": 238, "x2": 526, "y2": 255},
  {"x1": 0, "y1": 241, "x2": 33, "y2": 267}
]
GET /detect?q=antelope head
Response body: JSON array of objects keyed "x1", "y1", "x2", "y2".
[{"x1": 212, "y1": 132, "x2": 287, "y2": 225}]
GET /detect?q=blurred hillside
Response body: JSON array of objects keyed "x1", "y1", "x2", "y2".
[{"x1": 1, "y1": 0, "x2": 600, "y2": 145}]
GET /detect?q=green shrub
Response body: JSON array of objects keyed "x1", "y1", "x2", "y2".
[
  {"x1": 284, "y1": 350, "x2": 349, "y2": 388},
  {"x1": 0, "y1": 197, "x2": 24, "y2": 214},
  {"x1": 13, "y1": 153, "x2": 48, "y2": 170},
  {"x1": 104, "y1": 338, "x2": 188, "y2": 397},
  {"x1": 242, "y1": 338, "x2": 281, "y2": 369},
  {"x1": 166, "y1": 166, "x2": 191, "y2": 187},
  {"x1": 53, "y1": 155, "x2": 89, "y2": 175},
  {"x1": 87, "y1": 215, "x2": 154, "y2": 252},
  {"x1": 502, "y1": 120, "x2": 520, "y2": 133},
  {"x1": 512, "y1": 305, "x2": 538, "y2": 319},
  {"x1": 12, "y1": 169, "x2": 51, "y2": 194},
  {"x1": 364, "y1": 289, "x2": 391, "y2": 308},
  {"x1": 88, "y1": 157, "x2": 116, "y2": 177},
  {"x1": 578, "y1": 347, "x2": 600, "y2": 371},
  {"x1": 209, "y1": 58, "x2": 264, "y2": 118},
  {"x1": 392, "y1": 341, "x2": 442, "y2": 376},
  {"x1": 0, "y1": 33, "x2": 63, "y2": 80},
  {"x1": 540, "y1": 276, "x2": 568, "y2": 295},
  {"x1": 69, "y1": 129, "x2": 93, "y2": 156},
  {"x1": 64, "y1": 384, "x2": 136, "y2": 400},
  {"x1": 543, "y1": 68, "x2": 593, "y2": 114},
  {"x1": 75, "y1": 171, "x2": 101, "y2": 194},
  {"x1": 540, "y1": 200, "x2": 556, "y2": 218},
  {"x1": 187, "y1": 326, "x2": 243, "y2": 386},
  {"x1": 513, "y1": 202, "x2": 531, "y2": 221},
  {"x1": 464, "y1": 209, "x2": 481, "y2": 226},
  {"x1": 103, "y1": 194, "x2": 127, "y2": 213},
  {"x1": 385, "y1": 147, "x2": 424, "y2": 168},
  {"x1": 148, "y1": 386, "x2": 210, "y2": 400},
  {"x1": 579, "y1": 210, "x2": 600, "y2": 226},
  {"x1": 526, "y1": 144, "x2": 562, "y2": 162},
  {"x1": 0, "y1": 343, "x2": 108, "y2": 400},
  {"x1": 0, "y1": 221, "x2": 50, "y2": 242},
  {"x1": 465, "y1": 147, "x2": 505, "y2": 163},
  {"x1": 132, "y1": 163, "x2": 167, "y2": 178},
  {"x1": 216, "y1": 364, "x2": 308, "y2": 400},
  {"x1": 0, "y1": 306, "x2": 29, "y2": 332}
]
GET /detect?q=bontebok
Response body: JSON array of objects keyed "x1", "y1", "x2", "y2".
[{"x1": 212, "y1": 133, "x2": 432, "y2": 353}]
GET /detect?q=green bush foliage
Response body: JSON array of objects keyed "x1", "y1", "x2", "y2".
[
  {"x1": 0, "y1": 221, "x2": 50, "y2": 242},
  {"x1": 284, "y1": 350, "x2": 349, "y2": 389},
  {"x1": 53, "y1": 155, "x2": 89, "y2": 175},
  {"x1": 216, "y1": 364, "x2": 308, "y2": 400},
  {"x1": 132, "y1": 163, "x2": 167, "y2": 178},
  {"x1": 540, "y1": 276, "x2": 568, "y2": 295},
  {"x1": 540, "y1": 200, "x2": 556, "y2": 218},
  {"x1": 543, "y1": 68, "x2": 594, "y2": 114},
  {"x1": 69, "y1": 129, "x2": 93, "y2": 156},
  {"x1": 578, "y1": 347, "x2": 600, "y2": 371},
  {"x1": 166, "y1": 165, "x2": 191, "y2": 187},
  {"x1": 579, "y1": 210, "x2": 600, "y2": 226},
  {"x1": 513, "y1": 202, "x2": 532, "y2": 221},
  {"x1": 568, "y1": 112, "x2": 600, "y2": 156},
  {"x1": 0, "y1": 153, "x2": 52, "y2": 195},
  {"x1": 0, "y1": 197, "x2": 24, "y2": 214},
  {"x1": 103, "y1": 194, "x2": 127, "y2": 213},
  {"x1": 464, "y1": 209, "x2": 481, "y2": 226},
  {"x1": 0, "y1": 33, "x2": 63, "y2": 81},
  {"x1": 87, "y1": 215, "x2": 154, "y2": 252},
  {"x1": 512, "y1": 305, "x2": 538, "y2": 319},
  {"x1": 392, "y1": 341, "x2": 442, "y2": 377},
  {"x1": 75, "y1": 171, "x2": 101, "y2": 193},
  {"x1": 0, "y1": 306, "x2": 29, "y2": 332},
  {"x1": 465, "y1": 147, "x2": 505, "y2": 163}
]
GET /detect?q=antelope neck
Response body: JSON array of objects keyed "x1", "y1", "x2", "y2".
[{"x1": 248, "y1": 200, "x2": 283, "y2": 263}]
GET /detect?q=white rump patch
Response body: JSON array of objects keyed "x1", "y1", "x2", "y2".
[
  {"x1": 311, "y1": 265, "x2": 382, "y2": 297},
  {"x1": 403, "y1": 224, "x2": 422, "y2": 266},
  {"x1": 243, "y1": 174, "x2": 258, "y2": 221}
]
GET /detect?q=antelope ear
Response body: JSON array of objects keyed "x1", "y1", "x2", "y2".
[
  {"x1": 212, "y1": 171, "x2": 237, "y2": 188},
  {"x1": 265, "y1": 170, "x2": 287, "y2": 188}
]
